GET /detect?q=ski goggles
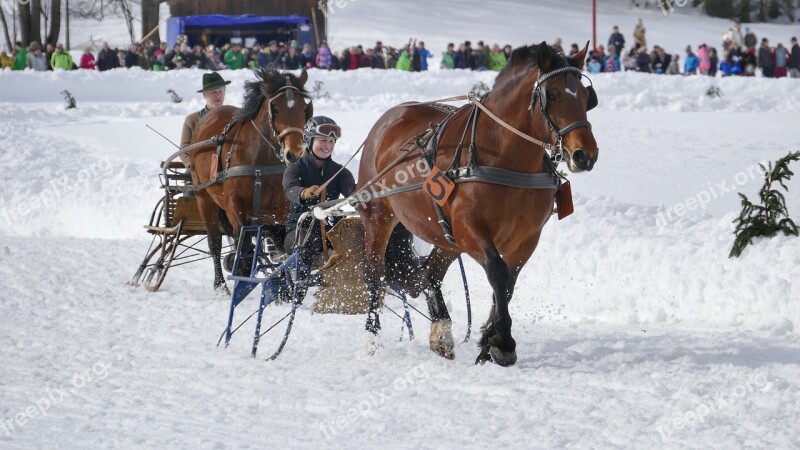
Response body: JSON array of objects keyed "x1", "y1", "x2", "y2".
[{"x1": 309, "y1": 123, "x2": 342, "y2": 140}]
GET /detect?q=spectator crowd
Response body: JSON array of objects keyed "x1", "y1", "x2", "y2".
[
  {"x1": 2, "y1": 20, "x2": 798, "y2": 79},
  {"x1": 586, "y1": 19, "x2": 799, "y2": 78}
]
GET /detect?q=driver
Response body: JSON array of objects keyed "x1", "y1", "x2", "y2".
[
  {"x1": 282, "y1": 116, "x2": 356, "y2": 269},
  {"x1": 179, "y1": 72, "x2": 231, "y2": 170}
]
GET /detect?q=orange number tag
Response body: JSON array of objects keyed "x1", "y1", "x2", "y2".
[
  {"x1": 556, "y1": 180, "x2": 574, "y2": 220},
  {"x1": 424, "y1": 166, "x2": 455, "y2": 207}
]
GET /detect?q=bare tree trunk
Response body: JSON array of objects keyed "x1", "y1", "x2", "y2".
[
  {"x1": 785, "y1": 0, "x2": 796, "y2": 21},
  {"x1": 30, "y1": 0, "x2": 42, "y2": 44},
  {"x1": 141, "y1": 0, "x2": 160, "y2": 43},
  {"x1": 48, "y1": 0, "x2": 61, "y2": 45},
  {"x1": 0, "y1": 3, "x2": 13, "y2": 51},
  {"x1": 20, "y1": 0, "x2": 32, "y2": 45},
  {"x1": 113, "y1": 0, "x2": 134, "y2": 44},
  {"x1": 65, "y1": 0, "x2": 70, "y2": 48},
  {"x1": 42, "y1": 0, "x2": 48, "y2": 45}
]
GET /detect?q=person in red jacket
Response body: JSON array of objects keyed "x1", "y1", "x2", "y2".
[{"x1": 79, "y1": 46, "x2": 96, "y2": 70}]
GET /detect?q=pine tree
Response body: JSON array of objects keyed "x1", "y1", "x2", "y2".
[{"x1": 730, "y1": 151, "x2": 800, "y2": 258}]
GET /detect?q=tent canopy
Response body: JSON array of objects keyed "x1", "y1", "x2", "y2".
[{"x1": 166, "y1": 14, "x2": 315, "y2": 50}]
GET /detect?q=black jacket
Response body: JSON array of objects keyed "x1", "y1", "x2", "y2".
[
  {"x1": 97, "y1": 49, "x2": 119, "y2": 71},
  {"x1": 636, "y1": 52, "x2": 652, "y2": 73},
  {"x1": 282, "y1": 152, "x2": 356, "y2": 232},
  {"x1": 789, "y1": 44, "x2": 800, "y2": 70},
  {"x1": 608, "y1": 32, "x2": 626, "y2": 53}
]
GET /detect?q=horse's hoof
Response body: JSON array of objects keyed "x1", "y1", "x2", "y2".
[
  {"x1": 475, "y1": 347, "x2": 491, "y2": 365},
  {"x1": 489, "y1": 346, "x2": 517, "y2": 367},
  {"x1": 365, "y1": 332, "x2": 383, "y2": 356},
  {"x1": 429, "y1": 319, "x2": 455, "y2": 360},
  {"x1": 365, "y1": 313, "x2": 381, "y2": 335},
  {"x1": 223, "y1": 254, "x2": 235, "y2": 273},
  {"x1": 214, "y1": 284, "x2": 231, "y2": 297}
]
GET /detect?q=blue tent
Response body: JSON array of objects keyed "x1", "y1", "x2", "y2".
[{"x1": 166, "y1": 14, "x2": 315, "y2": 50}]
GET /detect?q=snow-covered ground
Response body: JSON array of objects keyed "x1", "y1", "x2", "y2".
[{"x1": 2, "y1": 1, "x2": 800, "y2": 448}]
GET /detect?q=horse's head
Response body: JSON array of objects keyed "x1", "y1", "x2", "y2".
[
  {"x1": 498, "y1": 42, "x2": 599, "y2": 173},
  {"x1": 235, "y1": 68, "x2": 313, "y2": 164},
  {"x1": 531, "y1": 41, "x2": 598, "y2": 172}
]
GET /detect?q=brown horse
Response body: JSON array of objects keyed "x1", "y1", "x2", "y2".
[
  {"x1": 190, "y1": 68, "x2": 312, "y2": 290},
  {"x1": 358, "y1": 42, "x2": 599, "y2": 366}
]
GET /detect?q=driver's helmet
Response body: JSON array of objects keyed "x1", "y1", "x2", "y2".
[{"x1": 303, "y1": 115, "x2": 342, "y2": 149}]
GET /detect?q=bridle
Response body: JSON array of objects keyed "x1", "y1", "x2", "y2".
[
  {"x1": 250, "y1": 77, "x2": 313, "y2": 163},
  {"x1": 529, "y1": 62, "x2": 597, "y2": 163}
]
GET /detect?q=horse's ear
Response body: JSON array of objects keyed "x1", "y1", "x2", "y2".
[
  {"x1": 298, "y1": 68, "x2": 308, "y2": 86},
  {"x1": 573, "y1": 41, "x2": 590, "y2": 70},
  {"x1": 536, "y1": 41, "x2": 552, "y2": 72},
  {"x1": 261, "y1": 69, "x2": 275, "y2": 84}
]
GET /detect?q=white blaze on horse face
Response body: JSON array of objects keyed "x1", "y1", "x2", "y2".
[
  {"x1": 563, "y1": 86, "x2": 578, "y2": 98},
  {"x1": 287, "y1": 98, "x2": 295, "y2": 108}
]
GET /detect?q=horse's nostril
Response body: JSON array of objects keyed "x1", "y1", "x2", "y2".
[{"x1": 572, "y1": 149, "x2": 588, "y2": 167}]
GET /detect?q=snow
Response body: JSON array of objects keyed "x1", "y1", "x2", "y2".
[{"x1": 2, "y1": 1, "x2": 800, "y2": 448}]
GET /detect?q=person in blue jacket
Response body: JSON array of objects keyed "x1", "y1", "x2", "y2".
[{"x1": 684, "y1": 46, "x2": 700, "y2": 75}]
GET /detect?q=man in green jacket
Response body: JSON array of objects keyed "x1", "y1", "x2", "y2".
[
  {"x1": 12, "y1": 42, "x2": 27, "y2": 70},
  {"x1": 223, "y1": 42, "x2": 245, "y2": 69},
  {"x1": 51, "y1": 43, "x2": 73, "y2": 70},
  {"x1": 396, "y1": 49, "x2": 411, "y2": 71},
  {"x1": 441, "y1": 43, "x2": 455, "y2": 69}
]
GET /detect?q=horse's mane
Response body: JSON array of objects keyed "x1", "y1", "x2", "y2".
[
  {"x1": 233, "y1": 67, "x2": 308, "y2": 122},
  {"x1": 494, "y1": 43, "x2": 580, "y2": 87}
]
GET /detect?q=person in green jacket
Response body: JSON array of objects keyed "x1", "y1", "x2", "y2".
[
  {"x1": 441, "y1": 43, "x2": 455, "y2": 69},
  {"x1": 50, "y1": 43, "x2": 73, "y2": 70},
  {"x1": 12, "y1": 42, "x2": 27, "y2": 70},
  {"x1": 489, "y1": 44, "x2": 507, "y2": 71},
  {"x1": 223, "y1": 42, "x2": 245, "y2": 69},
  {"x1": 396, "y1": 49, "x2": 411, "y2": 71}
]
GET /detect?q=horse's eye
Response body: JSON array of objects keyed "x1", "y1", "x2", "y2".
[{"x1": 547, "y1": 93, "x2": 556, "y2": 102}]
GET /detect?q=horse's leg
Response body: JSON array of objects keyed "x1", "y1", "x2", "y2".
[
  {"x1": 460, "y1": 231, "x2": 518, "y2": 366},
  {"x1": 423, "y1": 248, "x2": 458, "y2": 359},
  {"x1": 360, "y1": 205, "x2": 397, "y2": 336},
  {"x1": 225, "y1": 198, "x2": 253, "y2": 277},
  {"x1": 475, "y1": 269, "x2": 520, "y2": 365},
  {"x1": 196, "y1": 193, "x2": 227, "y2": 292}
]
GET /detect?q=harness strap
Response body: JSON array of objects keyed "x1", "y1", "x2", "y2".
[
  {"x1": 213, "y1": 122, "x2": 242, "y2": 181},
  {"x1": 277, "y1": 127, "x2": 304, "y2": 141},
  {"x1": 349, "y1": 165, "x2": 560, "y2": 205},
  {"x1": 250, "y1": 119, "x2": 283, "y2": 162},
  {"x1": 184, "y1": 164, "x2": 286, "y2": 193},
  {"x1": 471, "y1": 99, "x2": 556, "y2": 152},
  {"x1": 557, "y1": 120, "x2": 592, "y2": 137},
  {"x1": 253, "y1": 169, "x2": 263, "y2": 222},
  {"x1": 448, "y1": 166, "x2": 559, "y2": 189},
  {"x1": 224, "y1": 165, "x2": 287, "y2": 178},
  {"x1": 448, "y1": 106, "x2": 476, "y2": 171}
]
